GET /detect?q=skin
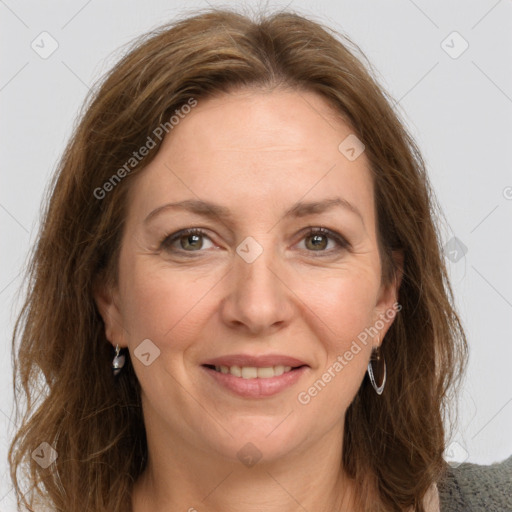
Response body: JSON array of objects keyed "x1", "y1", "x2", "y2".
[{"x1": 94, "y1": 87, "x2": 403, "y2": 512}]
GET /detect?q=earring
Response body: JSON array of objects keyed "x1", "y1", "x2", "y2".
[
  {"x1": 112, "y1": 344, "x2": 125, "y2": 376},
  {"x1": 367, "y1": 344, "x2": 386, "y2": 395}
]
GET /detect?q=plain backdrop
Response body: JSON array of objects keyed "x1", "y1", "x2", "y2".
[{"x1": 1, "y1": 0, "x2": 511, "y2": 508}]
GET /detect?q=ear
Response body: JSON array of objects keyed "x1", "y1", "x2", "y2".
[
  {"x1": 374, "y1": 249, "x2": 404, "y2": 340},
  {"x1": 93, "y1": 275, "x2": 127, "y2": 348}
]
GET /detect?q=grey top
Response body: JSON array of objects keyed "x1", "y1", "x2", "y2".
[{"x1": 437, "y1": 454, "x2": 512, "y2": 511}]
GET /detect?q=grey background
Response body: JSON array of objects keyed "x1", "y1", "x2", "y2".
[{"x1": 1, "y1": 0, "x2": 511, "y2": 508}]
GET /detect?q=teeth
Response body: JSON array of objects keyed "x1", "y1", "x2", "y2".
[
  {"x1": 213, "y1": 365, "x2": 294, "y2": 379},
  {"x1": 230, "y1": 365, "x2": 242, "y2": 377},
  {"x1": 257, "y1": 366, "x2": 276, "y2": 378},
  {"x1": 242, "y1": 366, "x2": 258, "y2": 379}
]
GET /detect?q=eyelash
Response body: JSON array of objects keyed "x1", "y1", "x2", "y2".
[{"x1": 158, "y1": 226, "x2": 350, "y2": 256}]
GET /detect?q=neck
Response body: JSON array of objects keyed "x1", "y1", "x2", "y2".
[{"x1": 131, "y1": 424, "x2": 361, "y2": 512}]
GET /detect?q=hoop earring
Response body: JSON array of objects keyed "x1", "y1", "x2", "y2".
[
  {"x1": 112, "y1": 344, "x2": 125, "y2": 376},
  {"x1": 367, "y1": 344, "x2": 386, "y2": 395}
]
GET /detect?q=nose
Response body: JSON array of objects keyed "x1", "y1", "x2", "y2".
[{"x1": 219, "y1": 240, "x2": 294, "y2": 336}]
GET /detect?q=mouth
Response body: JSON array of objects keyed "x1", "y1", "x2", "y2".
[
  {"x1": 200, "y1": 355, "x2": 310, "y2": 398},
  {"x1": 202, "y1": 363, "x2": 307, "y2": 379}
]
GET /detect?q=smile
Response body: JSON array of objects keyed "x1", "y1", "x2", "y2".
[
  {"x1": 201, "y1": 364, "x2": 308, "y2": 398},
  {"x1": 206, "y1": 364, "x2": 295, "y2": 378}
]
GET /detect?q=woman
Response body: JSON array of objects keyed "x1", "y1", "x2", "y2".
[{"x1": 8, "y1": 7, "x2": 511, "y2": 512}]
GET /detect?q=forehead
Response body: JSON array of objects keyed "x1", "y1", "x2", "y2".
[{"x1": 125, "y1": 88, "x2": 375, "y2": 227}]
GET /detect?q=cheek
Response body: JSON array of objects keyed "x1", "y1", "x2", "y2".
[
  {"x1": 118, "y1": 257, "x2": 215, "y2": 346},
  {"x1": 300, "y1": 268, "x2": 380, "y2": 344},
  {"x1": 295, "y1": 274, "x2": 377, "y2": 415}
]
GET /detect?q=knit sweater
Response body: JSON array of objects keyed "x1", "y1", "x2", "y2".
[{"x1": 436, "y1": 454, "x2": 512, "y2": 511}]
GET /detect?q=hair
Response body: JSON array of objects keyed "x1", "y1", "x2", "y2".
[{"x1": 9, "y1": 6, "x2": 468, "y2": 512}]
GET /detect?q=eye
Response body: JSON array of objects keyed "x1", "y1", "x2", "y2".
[
  {"x1": 159, "y1": 228, "x2": 214, "y2": 252},
  {"x1": 298, "y1": 227, "x2": 350, "y2": 254},
  {"x1": 159, "y1": 226, "x2": 350, "y2": 256}
]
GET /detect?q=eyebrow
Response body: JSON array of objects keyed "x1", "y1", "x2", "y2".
[{"x1": 144, "y1": 197, "x2": 364, "y2": 225}]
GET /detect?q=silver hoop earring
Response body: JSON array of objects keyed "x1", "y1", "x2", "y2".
[
  {"x1": 112, "y1": 344, "x2": 125, "y2": 376},
  {"x1": 367, "y1": 345, "x2": 386, "y2": 395}
]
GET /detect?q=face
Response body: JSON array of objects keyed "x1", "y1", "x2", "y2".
[{"x1": 95, "y1": 88, "x2": 401, "y2": 464}]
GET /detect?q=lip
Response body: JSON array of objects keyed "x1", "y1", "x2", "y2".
[
  {"x1": 202, "y1": 364, "x2": 309, "y2": 398},
  {"x1": 201, "y1": 354, "x2": 309, "y2": 368}
]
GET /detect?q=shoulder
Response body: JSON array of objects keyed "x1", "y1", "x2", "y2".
[{"x1": 437, "y1": 454, "x2": 512, "y2": 511}]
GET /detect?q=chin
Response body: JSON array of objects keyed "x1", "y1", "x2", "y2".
[{"x1": 202, "y1": 415, "x2": 308, "y2": 465}]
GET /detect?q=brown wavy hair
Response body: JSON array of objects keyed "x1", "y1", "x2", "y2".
[{"x1": 9, "y1": 6, "x2": 468, "y2": 512}]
